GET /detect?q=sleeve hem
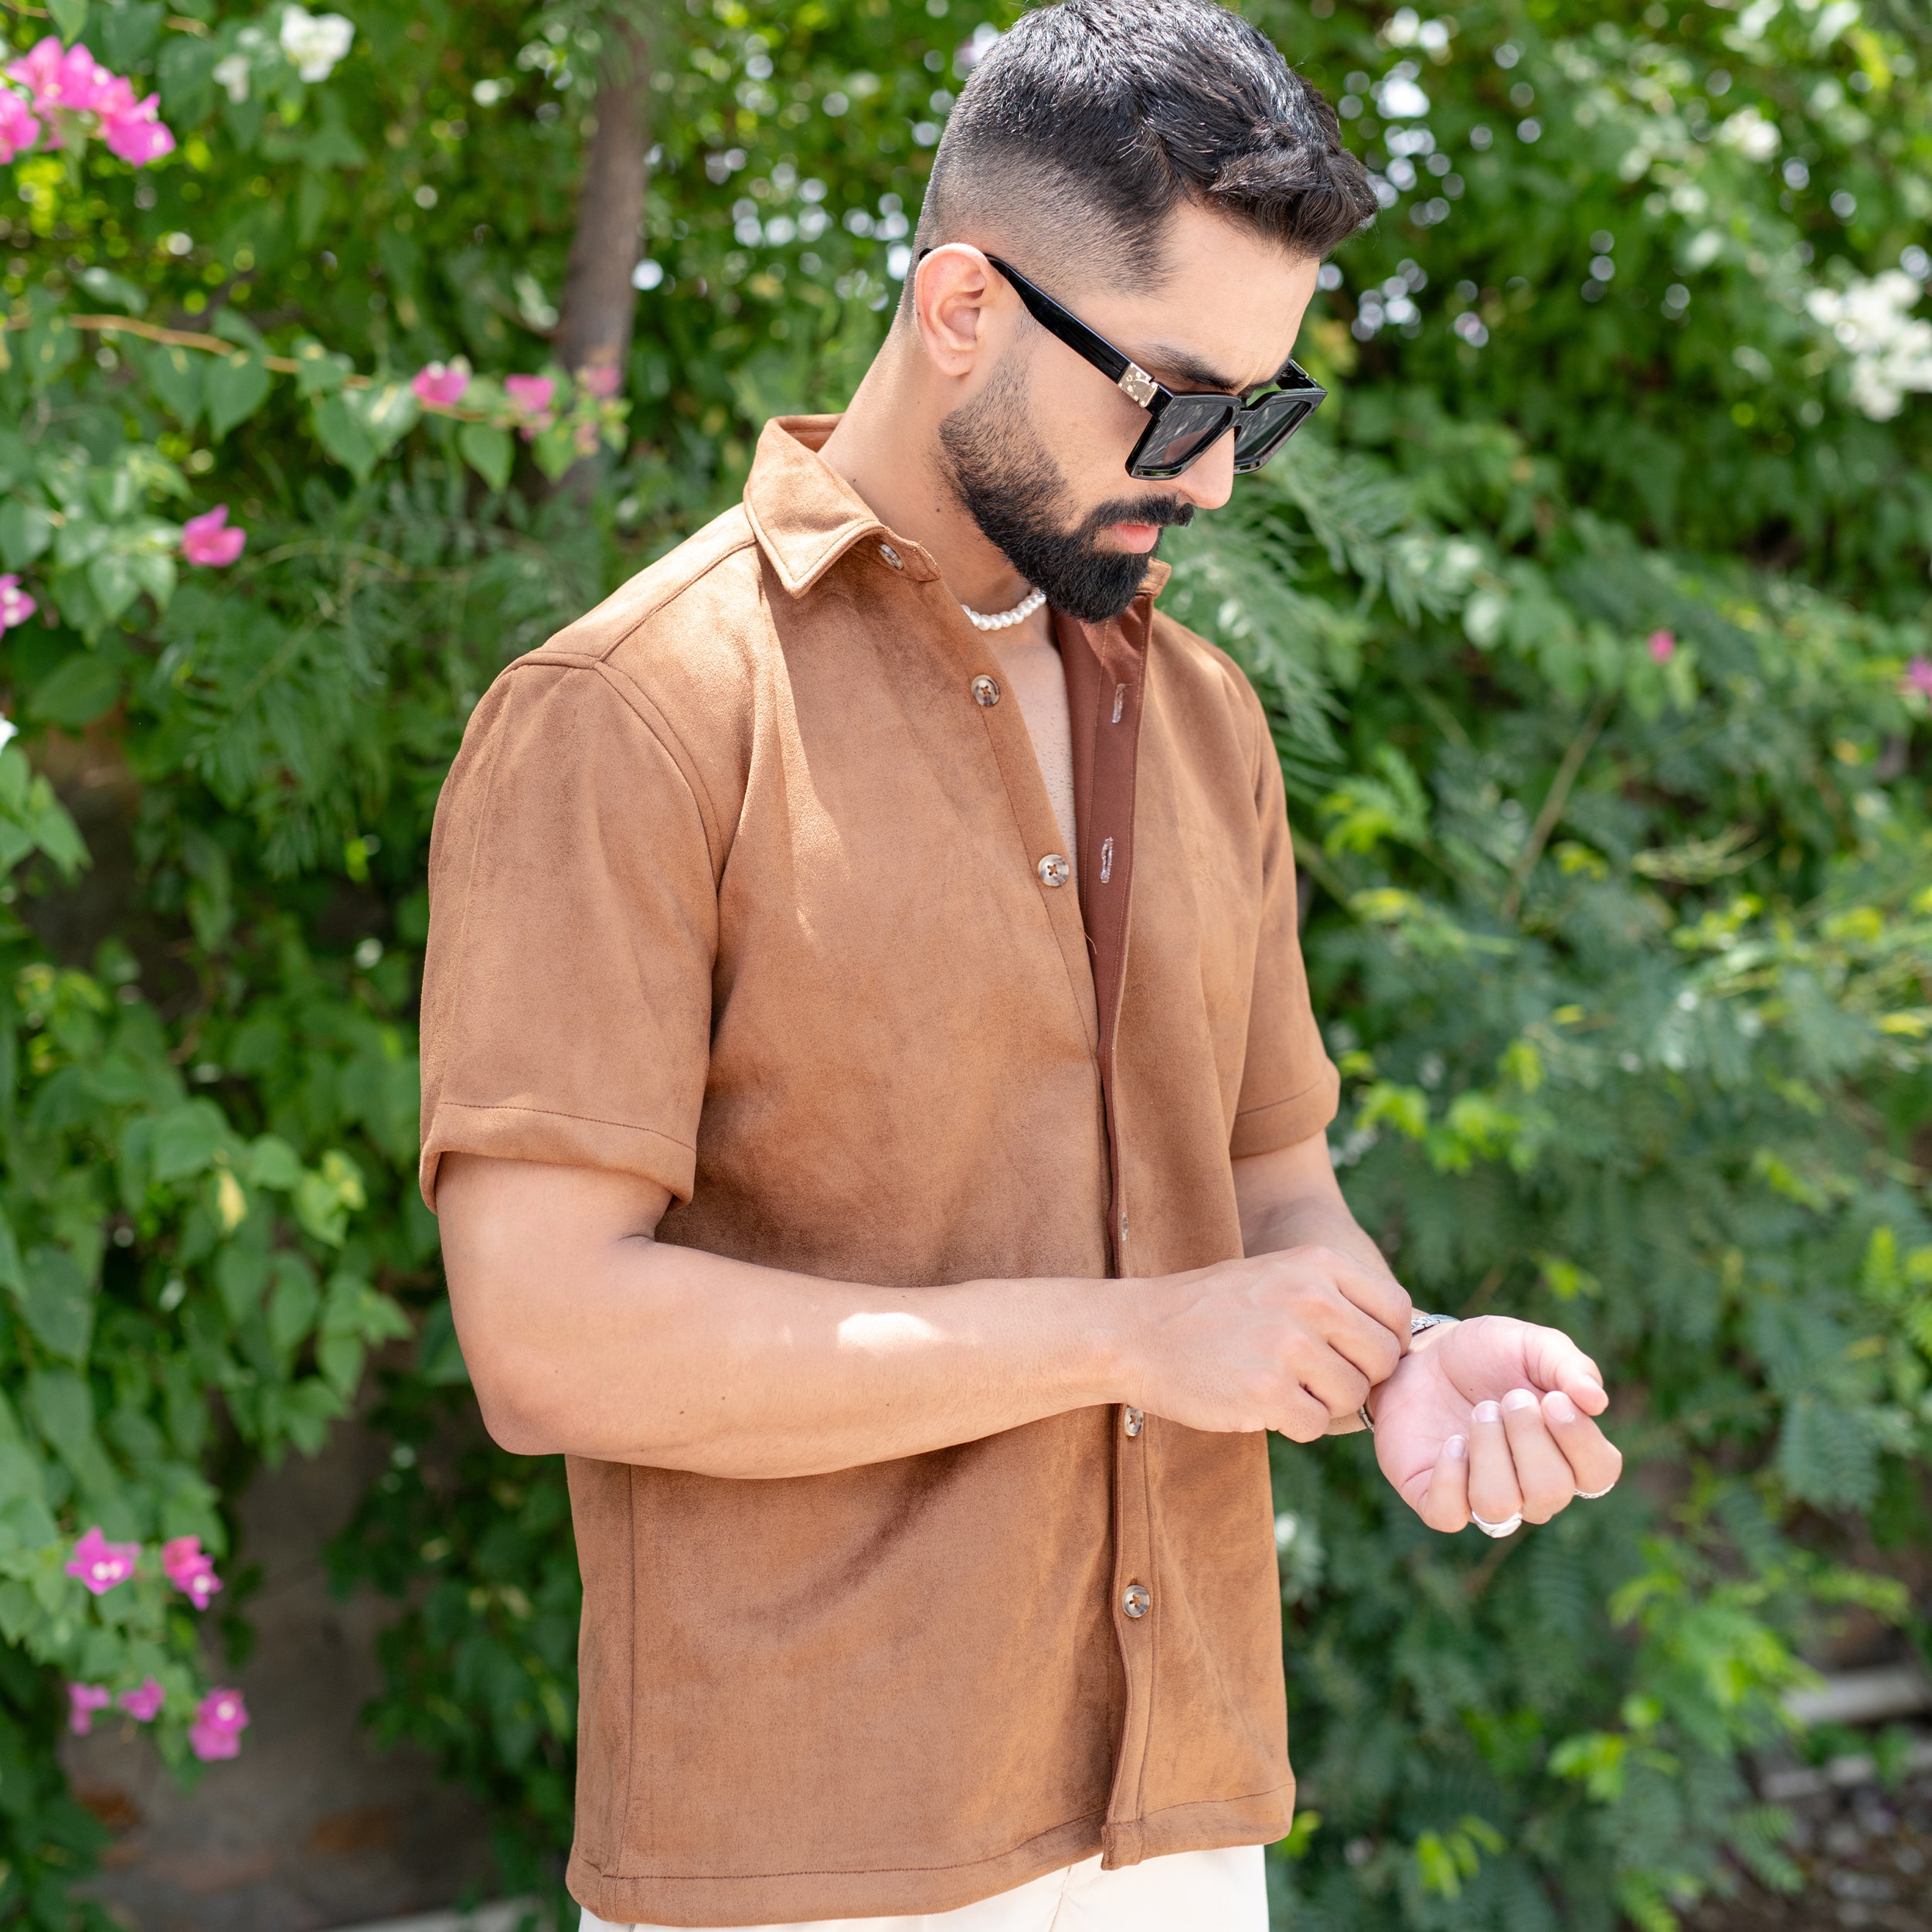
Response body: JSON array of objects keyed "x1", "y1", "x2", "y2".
[
  {"x1": 1229, "y1": 1064, "x2": 1341, "y2": 1159},
  {"x1": 420, "y1": 1101, "x2": 698, "y2": 1212}
]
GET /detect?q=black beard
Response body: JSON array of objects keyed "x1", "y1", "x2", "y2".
[{"x1": 937, "y1": 362, "x2": 1195, "y2": 624}]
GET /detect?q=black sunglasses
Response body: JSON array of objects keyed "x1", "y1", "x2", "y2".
[{"x1": 963, "y1": 253, "x2": 1326, "y2": 481}]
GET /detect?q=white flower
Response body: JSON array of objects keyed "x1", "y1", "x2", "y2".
[
  {"x1": 1804, "y1": 271, "x2": 1932, "y2": 422},
  {"x1": 1717, "y1": 106, "x2": 1780, "y2": 162},
  {"x1": 280, "y1": 5, "x2": 355, "y2": 84},
  {"x1": 0, "y1": 715, "x2": 16, "y2": 753},
  {"x1": 213, "y1": 53, "x2": 252, "y2": 104}
]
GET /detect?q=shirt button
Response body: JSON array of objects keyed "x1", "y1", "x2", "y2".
[
  {"x1": 971, "y1": 674, "x2": 1001, "y2": 706},
  {"x1": 1122, "y1": 1584, "x2": 1151, "y2": 1620},
  {"x1": 1123, "y1": 1406, "x2": 1144, "y2": 1437},
  {"x1": 1037, "y1": 854, "x2": 1070, "y2": 888},
  {"x1": 878, "y1": 542, "x2": 903, "y2": 569}
]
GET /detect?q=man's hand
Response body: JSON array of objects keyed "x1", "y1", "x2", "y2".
[
  {"x1": 1124, "y1": 1247, "x2": 1413, "y2": 1442},
  {"x1": 1369, "y1": 1315, "x2": 1621, "y2": 1532}
]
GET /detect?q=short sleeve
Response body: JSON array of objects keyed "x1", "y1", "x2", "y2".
[
  {"x1": 418, "y1": 661, "x2": 718, "y2": 1209},
  {"x1": 1229, "y1": 712, "x2": 1340, "y2": 1158}
]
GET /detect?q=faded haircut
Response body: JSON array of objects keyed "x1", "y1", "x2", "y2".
[{"x1": 910, "y1": 0, "x2": 1376, "y2": 300}]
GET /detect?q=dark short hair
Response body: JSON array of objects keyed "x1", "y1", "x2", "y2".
[{"x1": 915, "y1": 0, "x2": 1376, "y2": 287}]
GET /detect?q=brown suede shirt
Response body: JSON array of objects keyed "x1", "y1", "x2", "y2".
[{"x1": 419, "y1": 417, "x2": 1340, "y2": 1927}]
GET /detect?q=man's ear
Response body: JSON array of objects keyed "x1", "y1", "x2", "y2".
[{"x1": 912, "y1": 244, "x2": 1004, "y2": 379}]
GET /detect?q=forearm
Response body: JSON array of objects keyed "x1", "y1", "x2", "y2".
[{"x1": 453, "y1": 1216, "x2": 1123, "y2": 1478}]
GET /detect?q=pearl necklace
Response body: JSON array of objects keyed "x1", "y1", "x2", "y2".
[{"x1": 960, "y1": 586, "x2": 1046, "y2": 631}]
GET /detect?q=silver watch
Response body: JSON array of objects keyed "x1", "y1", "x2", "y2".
[{"x1": 1358, "y1": 1311, "x2": 1459, "y2": 1432}]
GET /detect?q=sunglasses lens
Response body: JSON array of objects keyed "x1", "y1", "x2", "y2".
[
  {"x1": 1128, "y1": 397, "x2": 1238, "y2": 479},
  {"x1": 1232, "y1": 390, "x2": 1321, "y2": 472}
]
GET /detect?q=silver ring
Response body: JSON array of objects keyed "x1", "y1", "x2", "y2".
[
  {"x1": 1573, "y1": 1485, "x2": 1614, "y2": 1501},
  {"x1": 1469, "y1": 1510, "x2": 1522, "y2": 1539}
]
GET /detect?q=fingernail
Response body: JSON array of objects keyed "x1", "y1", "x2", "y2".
[
  {"x1": 1545, "y1": 1390, "x2": 1577, "y2": 1423},
  {"x1": 1473, "y1": 1400, "x2": 1502, "y2": 1425},
  {"x1": 1444, "y1": 1434, "x2": 1468, "y2": 1461},
  {"x1": 1581, "y1": 1379, "x2": 1605, "y2": 1404},
  {"x1": 1502, "y1": 1386, "x2": 1538, "y2": 1413}
]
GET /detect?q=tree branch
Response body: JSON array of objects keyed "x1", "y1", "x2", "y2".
[{"x1": 552, "y1": 5, "x2": 656, "y2": 491}]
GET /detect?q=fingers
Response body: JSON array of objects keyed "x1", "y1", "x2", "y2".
[
  {"x1": 1415, "y1": 1432, "x2": 1470, "y2": 1531},
  {"x1": 1521, "y1": 1325, "x2": 1609, "y2": 1416},
  {"x1": 1543, "y1": 1388, "x2": 1623, "y2": 1495},
  {"x1": 1467, "y1": 1400, "x2": 1522, "y2": 1528},
  {"x1": 1318, "y1": 1248, "x2": 1415, "y2": 1341},
  {"x1": 1500, "y1": 1386, "x2": 1576, "y2": 1522},
  {"x1": 1308, "y1": 1292, "x2": 1406, "y2": 1388}
]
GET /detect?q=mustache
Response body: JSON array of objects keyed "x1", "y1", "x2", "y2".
[{"x1": 1082, "y1": 495, "x2": 1196, "y2": 536}]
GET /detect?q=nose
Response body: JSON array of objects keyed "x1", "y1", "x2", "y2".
[{"x1": 1174, "y1": 424, "x2": 1237, "y2": 510}]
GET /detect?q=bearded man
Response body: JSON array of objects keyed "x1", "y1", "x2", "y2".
[{"x1": 419, "y1": 3, "x2": 1623, "y2": 1927}]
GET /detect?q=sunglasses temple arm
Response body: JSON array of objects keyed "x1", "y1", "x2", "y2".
[{"x1": 982, "y1": 256, "x2": 1141, "y2": 391}]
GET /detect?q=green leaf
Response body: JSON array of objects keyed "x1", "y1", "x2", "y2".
[
  {"x1": 46, "y1": 0, "x2": 88, "y2": 45},
  {"x1": 148, "y1": 1099, "x2": 233, "y2": 1184},
  {"x1": 311, "y1": 393, "x2": 379, "y2": 480},
  {"x1": 0, "y1": 1211, "x2": 21, "y2": 1294},
  {"x1": 86, "y1": 550, "x2": 141, "y2": 624},
  {"x1": 97, "y1": 2, "x2": 163, "y2": 70},
  {"x1": 9, "y1": 1247, "x2": 95, "y2": 1365},
  {"x1": 142, "y1": 342, "x2": 205, "y2": 428},
  {"x1": 0, "y1": 498, "x2": 53, "y2": 571},
  {"x1": 457, "y1": 420, "x2": 514, "y2": 491},
  {"x1": 24, "y1": 1369, "x2": 114, "y2": 1495},
  {"x1": 29, "y1": 651, "x2": 124, "y2": 730},
  {"x1": 204, "y1": 351, "x2": 273, "y2": 440},
  {"x1": 292, "y1": 339, "x2": 354, "y2": 398}
]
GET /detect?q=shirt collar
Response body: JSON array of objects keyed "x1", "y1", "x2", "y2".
[{"x1": 743, "y1": 413, "x2": 1172, "y2": 611}]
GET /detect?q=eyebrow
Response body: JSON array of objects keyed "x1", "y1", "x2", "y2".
[{"x1": 1141, "y1": 341, "x2": 1287, "y2": 400}]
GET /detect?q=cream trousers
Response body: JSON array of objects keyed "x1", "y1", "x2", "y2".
[{"x1": 578, "y1": 1843, "x2": 1267, "y2": 1932}]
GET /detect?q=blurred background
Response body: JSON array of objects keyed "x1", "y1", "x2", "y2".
[{"x1": 1, "y1": 2, "x2": 1929, "y2": 1929}]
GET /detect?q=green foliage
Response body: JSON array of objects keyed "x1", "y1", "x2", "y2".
[{"x1": 2, "y1": 0, "x2": 1929, "y2": 1927}]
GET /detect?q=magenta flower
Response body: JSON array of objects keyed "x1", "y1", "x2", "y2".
[
  {"x1": 119, "y1": 1677, "x2": 166, "y2": 1722},
  {"x1": 161, "y1": 1536, "x2": 223, "y2": 1611},
  {"x1": 188, "y1": 1687, "x2": 250, "y2": 1761},
  {"x1": 1904, "y1": 655, "x2": 1932, "y2": 699},
  {"x1": 1647, "y1": 629, "x2": 1676, "y2": 663},
  {"x1": 411, "y1": 360, "x2": 471, "y2": 408},
  {"x1": 0, "y1": 85, "x2": 40, "y2": 163},
  {"x1": 580, "y1": 362, "x2": 621, "y2": 399},
  {"x1": 97, "y1": 83, "x2": 175, "y2": 166},
  {"x1": 6, "y1": 38, "x2": 110, "y2": 117},
  {"x1": 180, "y1": 505, "x2": 247, "y2": 567},
  {"x1": 504, "y1": 373, "x2": 556, "y2": 437},
  {"x1": 67, "y1": 1682, "x2": 114, "y2": 1736},
  {"x1": 0, "y1": 575, "x2": 36, "y2": 632},
  {"x1": 66, "y1": 1526, "x2": 140, "y2": 1595}
]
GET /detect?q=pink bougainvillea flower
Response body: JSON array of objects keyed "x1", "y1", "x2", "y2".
[
  {"x1": 180, "y1": 505, "x2": 247, "y2": 567},
  {"x1": 66, "y1": 1526, "x2": 140, "y2": 1595},
  {"x1": 1647, "y1": 629, "x2": 1676, "y2": 663},
  {"x1": 580, "y1": 362, "x2": 621, "y2": 399},
  {"x1": 503, "y1": 373, "x2": 556, "y2": 437},
  {"x1": 0, "y1": 85, "x2": 41, "y2": 163},
  {"x1": 0, "y1": 575, "x2": 36, "y2": 632},
  {"x1": 188, "y1": 1687, "x2": 250, "y2": 1761},
  {"x1": 119, "y1": 1677, "x2": 166, "y2": 1722},
  {"x1": 97, "y1": 84, "x2": 175, "y2": 166},
  {"x1": 161, "y1": 1536, "x2": 223, "y2": 1611},
  {"x1": 67, "y1": 1682, "x2": 113, "y2": 1736},
  {"x1": 411, "y1": 359, "x2": 471, "y2": 408},
  {"x1": 6, "y1": 38, "x2": 109, "y2": 116},
  {"x1": 1904, "y1": 655, "x2": 1932, "y2": 698}
]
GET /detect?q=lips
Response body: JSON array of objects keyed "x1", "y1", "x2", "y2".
[{"x1": 1111, "y1": 522, "x2": 1162, "y2": 552}]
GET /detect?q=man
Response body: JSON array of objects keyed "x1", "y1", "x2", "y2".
[{"x1": 420, "y1": 3, "x2": 1623, "y2": 1927}]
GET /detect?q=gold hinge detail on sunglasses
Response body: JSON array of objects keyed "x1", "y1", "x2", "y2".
[{"x1": 1117, "y1": 364, "x2": 1158, "y2": 408}]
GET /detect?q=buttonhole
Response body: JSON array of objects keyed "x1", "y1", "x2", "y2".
[
  {"x1": 1100, "y1": 836, "x2": 1113, "y2": 885},
  {"x1": 1112, "y1": 684, "x2": 1126, "y2": 724}
]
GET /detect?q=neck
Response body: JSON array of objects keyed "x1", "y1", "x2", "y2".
[{"x1": 818, "y1": 335, "x2": 1036, "y2": 616}]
